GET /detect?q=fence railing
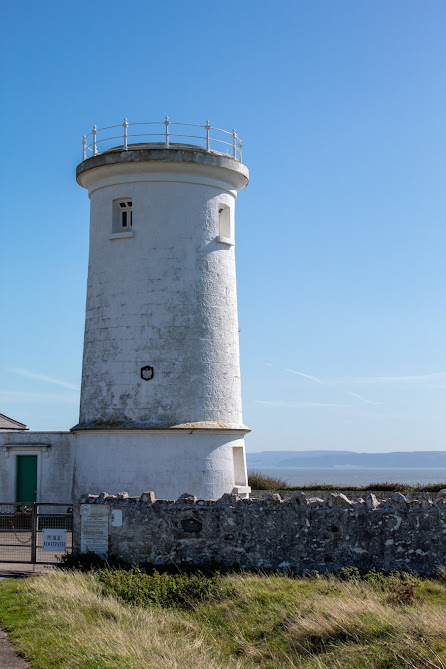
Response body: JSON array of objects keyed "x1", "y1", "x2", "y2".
[
  {"x1": 0, "y1": 502, "x2": 73, "y2": 564},
  {"x1": 82, "y1": 117, "x2": 243, "y2": 162}
]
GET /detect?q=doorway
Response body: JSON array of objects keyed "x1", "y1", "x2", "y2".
[{"x1": 16, "y1": 455, "x2": 37, "y2": 503}]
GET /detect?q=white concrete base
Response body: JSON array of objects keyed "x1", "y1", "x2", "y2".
[{"x1": 72, "y1": 429, "x2": 250, "y2": 500}]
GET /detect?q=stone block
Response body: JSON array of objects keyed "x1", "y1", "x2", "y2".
[
  {"x1": 216, "y1": 493, "x2": 240, "y2": 506},
  {"x1": 328, "y1": 493, "x2": 352, "y2": 508},
  {"x1": 366, "y1": 493, "x2": 379, "y2": 510},
  {"x1": 420, "y1": 492, "x2": 433, "y2": 509},
  {"x1": 388, "y1": 492, "x2": 408, "y2": 510},
  {"x1": 307, "y1": 497, "x2": 325, "y2": 507},
  {"x1": 140, "y1": 491, "x2": 156, "y2": 503},
  {"x1": 263, "y1": 494, "x2": 282, "y2": 506},
  {"x1": 176, "y1": 493, "x2": 197, "y2": 505},
  {"x1": 295, "y1": 491, "x2": 308, "y2": 506}
]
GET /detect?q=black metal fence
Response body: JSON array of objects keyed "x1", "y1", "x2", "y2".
[{"x1": 0, "y1": 503, "x2": 73, "y2": 564}]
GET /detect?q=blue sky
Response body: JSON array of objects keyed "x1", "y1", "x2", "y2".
[{"x1": 1, "y1": 0, "x2": 445, "y2": 452}]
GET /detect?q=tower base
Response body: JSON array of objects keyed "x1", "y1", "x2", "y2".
[{"x1": 71, "y1": 429, "x2": 250, "y2": 500}]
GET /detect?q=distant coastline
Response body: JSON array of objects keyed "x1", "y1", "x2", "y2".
[
  {"x1": 247, "y1": 450, "x2": 446, "y2": 469},
  {"x1": 246, "y1": 451, "x2": 446, "y2": 486}
]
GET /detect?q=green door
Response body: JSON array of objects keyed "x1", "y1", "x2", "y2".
[{"x1": 16, "y1": 456, "x2": 37, "y2": 503}]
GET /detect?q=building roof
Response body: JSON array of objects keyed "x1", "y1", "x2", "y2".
[{"x1": 0, "y1": 413, "x2": 28, "y2": 431}]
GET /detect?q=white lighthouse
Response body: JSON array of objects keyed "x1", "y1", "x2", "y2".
[{"x1": 71, "y1": 118, "x2": 251, "y2": 500}]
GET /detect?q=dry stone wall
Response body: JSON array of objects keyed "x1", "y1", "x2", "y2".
[{"x1": 73, "y1": 490, "x2": 446, "y2": 574}]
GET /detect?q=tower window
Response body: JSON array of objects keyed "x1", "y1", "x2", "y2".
[
  {"x1": 118, "y1": 200, "x2": 132, "y2": 229},
  {"x1": 217, "y1": 203, "x2": 234, "y2": 246},
  {"x1": 111, "y1": 198, "x2": 134, "y2": 237}
]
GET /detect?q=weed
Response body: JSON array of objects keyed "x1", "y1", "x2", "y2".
[
  {"x1": 338, "y1": 566, "x2": 361, "y2": 581},
  {"x1": 97, "y1": 566, "x2": 232, "y2": 609},
  {"x1": 248, "y1": 471, "x2": 289, "y2": 490},
  {"x1": 387, "y1": 582, "x2": 424, "y2": 607}
]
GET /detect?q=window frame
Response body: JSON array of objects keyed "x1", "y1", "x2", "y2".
[
  {"x1": 118, "y1": 200, "x2": 133, "y2": 230},
  {"x1": 110, "y1": 198, "x2": 134, "y2": 239}
]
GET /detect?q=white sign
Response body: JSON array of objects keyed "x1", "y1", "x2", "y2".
[
  {"x1": 111, "y1": 509, "x2": 122, "y2": 527},
  {"x1": 80, "y1": 504, "x2": 110, "y2": 558},
  {"x1": 42, "y1": 529, "x2": 67, "y2": 552}
]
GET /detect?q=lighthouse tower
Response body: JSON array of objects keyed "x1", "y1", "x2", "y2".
[{"x1": 71, "y1": 118, "x2": 251, "y2": 500}]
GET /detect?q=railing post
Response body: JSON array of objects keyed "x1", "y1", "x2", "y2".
[
  {"x1": 31, "y1": 502, "x2": 37, "y2": 566},
  {"x1": 92, "y1": 125, "x2": 98, "y2": 156},
  {"x1": 123, "y1": 118, "x2": 128, "y2": 150},
  {"x1": 164, "y1": 115, "x2": 170, "y2": 148},
  {"x1": 205, "y1": 120, "x2": 210, "y2": 152},
  {"x1": 232, "y1": 129, "x2": 237, "y2": 159},
  {"x1": 238, "y1": 139, "x2": 242, "y2": 163},
  {"x1": 82, "y1": 136, "x2": 87, "y2": 161}
]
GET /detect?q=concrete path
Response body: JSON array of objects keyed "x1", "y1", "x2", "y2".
[
  {"x1": 0, "y1": 630, "x2": 29, "y2": 668},
  {"x1": 0, "y1": 563, "x2": 48, "y2": 576}
]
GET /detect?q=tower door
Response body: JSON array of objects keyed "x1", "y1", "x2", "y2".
[{"x1": 16, "y1": 455, "x2": 37, "y2": 503}]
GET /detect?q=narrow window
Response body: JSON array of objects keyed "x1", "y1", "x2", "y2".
[
  {"x1": 112, "y1": 199, "x2": 133, "y2": 235},
  {"x1": 219, "y1": 204, "x2": 230, "y2": 238},
  {"x1": 119, "y1": 201, "x2": 132, "y2": 229},
  {"x1": 217, "y1": 203, "x2": 234, "y2": 245}
]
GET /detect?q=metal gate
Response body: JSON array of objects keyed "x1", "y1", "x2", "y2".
[{"x1": 0, "y1": 503, "x2": 73, "y2": 564}]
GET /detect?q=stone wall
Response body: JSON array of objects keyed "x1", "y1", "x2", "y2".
[{"x1": 73, "y1": 489, "x2": 446, "y2": 574}]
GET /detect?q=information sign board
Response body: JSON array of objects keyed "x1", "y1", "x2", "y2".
[{"x1": 42, "y1": 529, "x2": 67, "y2": 552}]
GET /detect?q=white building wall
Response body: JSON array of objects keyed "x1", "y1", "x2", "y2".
[
  {"x1": 77, "y1": 156, "x2": 248, "y2": 429},
  {"x1": 72, "y1": 430, "x2": 248, "y2": 500},
  {"x1": 0, "y1": 432, "x2": 75, "y2": 502},
  {"x1": 0, "y1": 430, "x2": 249, "y2": 502}
]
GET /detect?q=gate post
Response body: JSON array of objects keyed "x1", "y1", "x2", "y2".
[{"x1": 31, "y1": 503, "x2": 37, "y2": 565}]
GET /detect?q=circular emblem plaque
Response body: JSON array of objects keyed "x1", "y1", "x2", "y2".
[{"x1": 141, "y1": 365, "x2": 154, "y2": 381}]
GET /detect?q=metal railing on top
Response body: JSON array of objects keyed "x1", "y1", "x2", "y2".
[{"x1": 82, "y1": 117, "x2": 243, "y2": 162}]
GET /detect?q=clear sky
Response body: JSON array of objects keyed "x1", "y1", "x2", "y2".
[{"x1": 1, "y1": 0, "x2": 445, "y2": 452}]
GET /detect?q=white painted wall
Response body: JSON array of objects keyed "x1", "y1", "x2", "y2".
[
  {"x1": 0, "y1": 432, "x2": 75, "y2": 502},
  {"x1": 77, "y1": 154, "x2": 248, "y2": 429},
  {"x1": 0, "y1": 429, "x2": 250, "y2": 502},
  {"x1": 73, "y1": 429, "x2": 249, "y2": 500}
]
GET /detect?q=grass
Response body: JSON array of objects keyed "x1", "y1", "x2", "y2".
[
  {"x1": 248, "y1": 471, "x2": 446, "y2": 492},
  {"x1": 1, "y1": 569, "x2": 446, "y2": 668},
  {"x1": 0, "y1": 571, "x2": 239, "y2": 669}
]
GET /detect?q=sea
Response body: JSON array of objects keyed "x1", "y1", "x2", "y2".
[{"x1": 255, "y1": 468, "x2": 446, "y2": 487}]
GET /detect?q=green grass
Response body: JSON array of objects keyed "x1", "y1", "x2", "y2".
[{"x1": 1, "y1": 569, "x2": 446, "y2": 669}]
